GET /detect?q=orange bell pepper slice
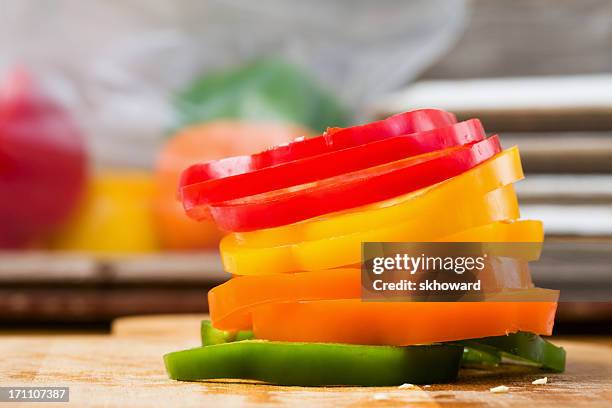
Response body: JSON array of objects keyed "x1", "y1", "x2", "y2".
[
  {"x1": 250, "y1": 290, "x2": 559, "y2": 346},
  {"x1": 211, "y1": 261, "x2": 534, "y2": 331},
  {"x1": 210, "y1": 268, "x2": 360, "y2": 330},
  {"x1": 211, "y1": 220, "x2": 543, "y2": 330}
]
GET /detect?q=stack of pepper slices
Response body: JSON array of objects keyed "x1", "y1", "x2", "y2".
[{"x1": 164, "y1": 109, "x2": 566, "y2": 386}]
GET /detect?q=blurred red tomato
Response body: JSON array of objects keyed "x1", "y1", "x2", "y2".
[
  {"x1": 0, "y1": 68, "x2": 87, "y2": 248},
  {"x1": 154, "y1": 121, "x2": 312, "y2": 250}
]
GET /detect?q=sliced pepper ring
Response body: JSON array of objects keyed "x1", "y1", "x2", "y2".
[
  {"x1": 459, "y1": 332, "x2": 566, "y2": 372},
  {"x1": 179, "y1": 108, "x2": 456, "y2": 188},
  {"x1": 164, "y1": 340, "x2": 464, "y2": 386},
  {"x1": 250, "y1": 290, "x2": 559, "y2": 346},
  {"x1": 210, "y1": 255, "x2": 535, "y2": 331},
  {"x1": 181, "y1": 119, "x2": 485, "y2": 215},
  {"x1": 221, "y1": 185, "x2": 521, "y2": 275},
  {"x1": 210, "y1": 269, "x2": 360, "y2": 330},
  {"x1": 204, "y1": 136, "x2": 501, "y2": 231}
]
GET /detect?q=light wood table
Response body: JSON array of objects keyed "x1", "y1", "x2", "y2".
[{"x1": 0, "y1": 315, "x2": 610, "y2": 407}]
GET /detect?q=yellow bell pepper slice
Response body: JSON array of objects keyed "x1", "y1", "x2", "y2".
[
  {"x1": 222, "y1": 185, "x2": 521, "y2": 275},
  {"x1": 445, "y1": 219, "x2": 543, "y2": 242}
]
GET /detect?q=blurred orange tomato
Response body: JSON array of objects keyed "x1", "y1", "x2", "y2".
[{"x1": 154, "y1": 121, "x2": 312, "y2": 250}]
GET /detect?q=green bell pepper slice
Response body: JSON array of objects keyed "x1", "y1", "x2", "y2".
[
  {"x1": 459, "y1": 332, "x2": 566, "y2": 372},
  {"x1": 164, "y1": 340, "x2": 463, "y2": 386},
  {"x1": 201, "y1": 320, "x2": 254, "y2": 346},
  {"x1": 462, "y1": 345, "x2": 501, "y2": 367}
]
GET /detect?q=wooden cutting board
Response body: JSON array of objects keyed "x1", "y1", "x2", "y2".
[{"x1": 0, "y1": 315, "x2": 610, "y2": 408}]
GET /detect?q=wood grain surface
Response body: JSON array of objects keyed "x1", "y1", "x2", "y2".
[{"x1": 0, "y1": 315, "x2": 610, "y2": 407}]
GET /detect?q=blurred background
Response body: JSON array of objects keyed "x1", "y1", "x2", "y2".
[{"x1": 1, "y1": 0, "x2": 611, "y2": 332}]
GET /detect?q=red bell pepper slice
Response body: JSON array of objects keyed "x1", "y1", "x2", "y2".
[
  {"x1": 194, "y1": 136, "x2": 502, "y2": 231},
  {"x1": 181, "y1": 119, "x2": 484, "y2": 213},
  {"x1": 179, "y1": 108, "x2": 456, "y2": 188}
]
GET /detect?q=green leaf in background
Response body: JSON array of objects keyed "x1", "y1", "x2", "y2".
[{"x1": 173, "y1": 57, "x2": 350, "y2": 133}]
